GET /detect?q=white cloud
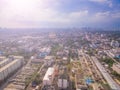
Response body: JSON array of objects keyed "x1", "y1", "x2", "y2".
[
  {"x1": 0, "y1": 0, "x2": 62, "y2": 28},
  {"x1": 95, "y1": 11, "x2": 120, "y2": 19},
  {"x1": 92, "y1": 11, "x2": 110, "y2": 22},
  {"x1": 0, "y1": 0, "x2": 89, "y2": 28},
  {"x1": 69, "y1": 10, "x2": 88, "y2": 18},
  {"x1": 90, "y1": 11, "x2": 120, "y2": 24},
  {"x1": 111, "y1": 12, "x2": 120, "y2": 18},
  {"x1": 89, "y1": 0, "x2": 107, "y2": 3},
  {"x1": 89, "y1": 0, "x2": 113, "y2": 7},
  {"x1": 0, "y1": 0, "x2": 118, "y2": 28},
  {"x1": 95, "y1": 11, "x2": 110, "y2": 17}
]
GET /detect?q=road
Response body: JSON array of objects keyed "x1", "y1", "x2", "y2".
[
  {"x1": 104, "y1": 50, "x2": 120, "y2": 64},
  {"x1": 26, "y1": 63, "x2": 45, "y2": 90},
  {"x1": 38, "y1": 63, "x2": 45, "y2": 74},
  {"x1": 91, "y1": 56, "x2": 120, "y2": 90}
]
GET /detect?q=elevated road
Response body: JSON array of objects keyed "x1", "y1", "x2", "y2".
[{"x1": 91, "y1": 56, "x2": 120, "y2": 90}]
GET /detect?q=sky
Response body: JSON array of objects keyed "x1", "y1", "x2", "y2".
[{"x1": 0, "y1": 0, "x2": 120, "y2": 28}]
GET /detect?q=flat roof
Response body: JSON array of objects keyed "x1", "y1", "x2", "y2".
[
  {"x1": 4, "y1": 88, "x2": 18, "y2": 90},
  {"x1": 45, "y1": 56, "x2": 53, "y2": 60},
  {"x1": 0, "y1": 56, "x2": 6, "y2": 59},
  {"x1": 0, "y1": 59, "x2": 9, "y2": 65},
  {"x1": 0, "y1": 59, "x2": 20, "y2": 72},
  {"x1": 43, "y1": 67, "x2": 54, "y2": 81}
]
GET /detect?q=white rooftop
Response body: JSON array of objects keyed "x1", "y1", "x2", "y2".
[{"x1": 43, "y1": 67, "x2": 54, "y2": 81}]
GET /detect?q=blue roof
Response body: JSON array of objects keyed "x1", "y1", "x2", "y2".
[
  {"x1": 115, "y1": 55, "x2": 120, "y2": 59},
  {"x1": 85, "y1": 77, "x2": 94, "y2": 85}
]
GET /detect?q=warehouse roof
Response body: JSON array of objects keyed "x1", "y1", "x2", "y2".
[
  {"x1": 43, "y1": 67, "x2": 54, "y2": 81},
  {"x1": 0, "y1": 59, "x2": 20, "y2": 72}
]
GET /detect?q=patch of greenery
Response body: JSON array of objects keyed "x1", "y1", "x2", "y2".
[
  {"x1": 102, "y1": 57, "x2": 115, "y2": 67},
  {"x1": 112, "y1": 71, "x2": 120, "y2": 81},
  {"x1": 51, "y1": 43, "x2": 61, "y2": 55},
  {"x1": 101, "y1": 83, "x2": 111, "y2": 90},
  {"x1": 71, "y1": 81, "x2": 76, "y2": 90}
]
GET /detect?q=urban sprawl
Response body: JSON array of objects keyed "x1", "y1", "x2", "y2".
[{"x1": 0, "y1": 29, "x2": 120, "y2": 90}]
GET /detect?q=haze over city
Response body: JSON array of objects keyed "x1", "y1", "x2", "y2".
[{"x1": 0, "y1": 0, "x2": 120, "y2": 90}]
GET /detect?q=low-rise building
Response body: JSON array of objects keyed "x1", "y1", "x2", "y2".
[
  {"x1": 0, "y1": 58, "x2": 23, "y2": 84},
  {"x1": 43, "y1": 67, "x2": 55, "y2": 86},
  {"x1": 112, "y1": 63, "x2": 120, "y2": 74},
  {"x1": 0, "y1": 56, "x2": 6, "y2": 61},
  {"x1": 58, "y1": 79, "x2": 68, "y2": 89},
  {"x1": 44, "y1": 56, "x2": 54, "y2": 66}
]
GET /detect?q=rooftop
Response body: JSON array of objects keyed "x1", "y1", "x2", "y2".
[
  {"x1": 43, "y1": 67, "x2": 54, "y2": 81},
  {"x1": 45, "y1": 56, "x2": 53, "y2": 60}
]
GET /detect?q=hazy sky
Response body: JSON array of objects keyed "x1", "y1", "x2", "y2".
[{"x1": 0, "y1": 0, "x2": 120, "y2": 28}]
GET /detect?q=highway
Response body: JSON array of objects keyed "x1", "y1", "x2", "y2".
[{"x1": 91, "y1": 56, "x2": 120, "y2": 90}]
